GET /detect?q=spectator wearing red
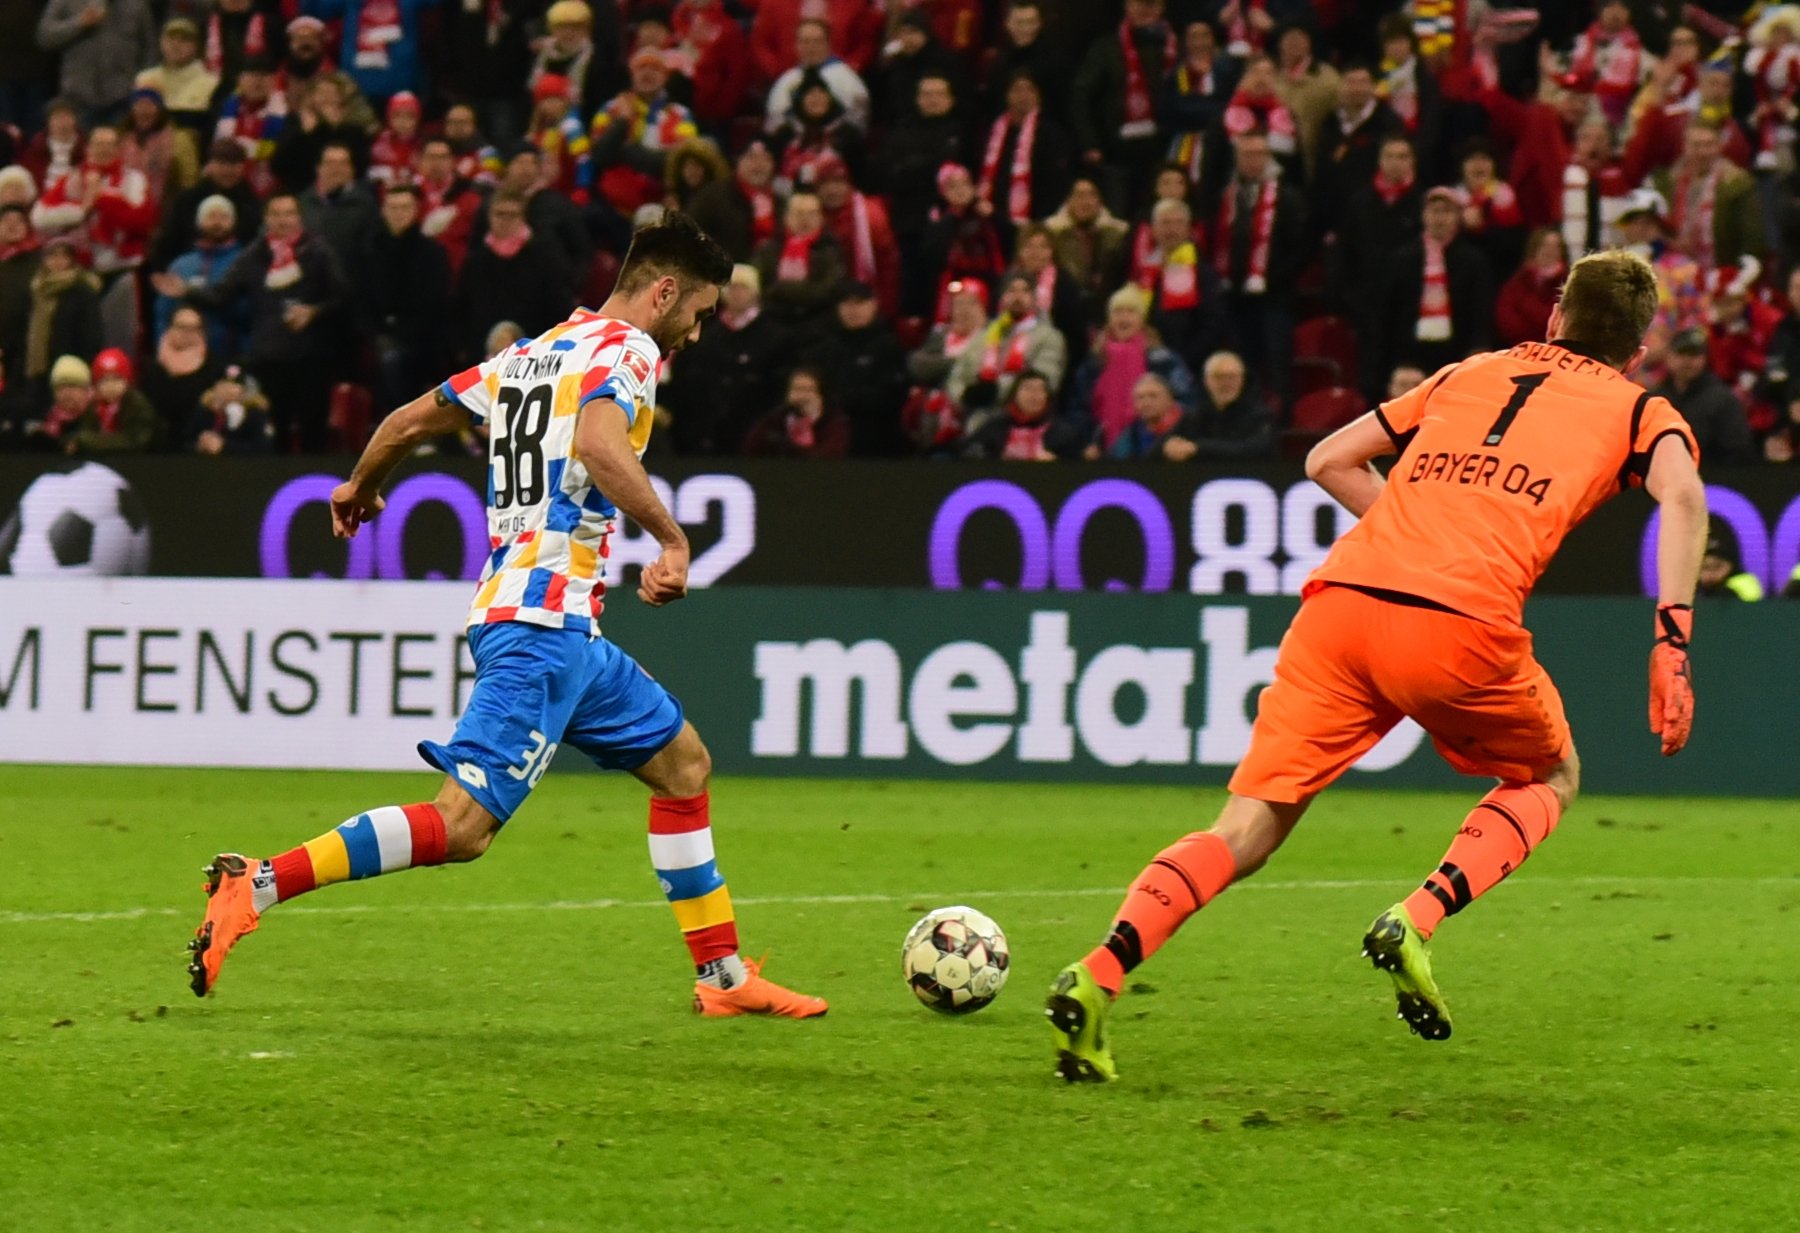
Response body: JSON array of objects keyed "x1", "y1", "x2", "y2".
[
  {"x1": 1213, "y1": 129, "x2": 1304, "y2": 409},
  {"x1": 20, "y1": 101, "x2": 85, "y2": 200},
  {"x1": 213, "y1": 59, "x2": 289, "y2": 198},
  {"x1": 1623, "y1": 53, "x2": 1752, "y2": 185},
  {"x1": 67, "y1": 346, "x2": 162, "y2": 454},
  {"x1": 920, "y1": 164, "x2": 1005, "y2": 322},
  {"x1": 450, "y1": 192, "x2": 572, "y2": 365},
  {"x1": 889, "y1": 0, "x2": 983, "y2": 60},
  {"x1": 30, "y1": 126, "x2": 158, "y2": 279},
  {"x1": 122, "y1": 88, "x2": 200, "y2": 208},
  {"x1": 1046, "y1": 176, "x2": 1129, "y2": 329},
  {"x1": 810, "y1": 154, "x2": 899, "y2": 320},
  {"x1": 1217, "y1": 0, "x2": 1292, "y2": 59},
  {"x1": 766, "y1": 19, "x2": 873, "y2": 134},
  {"x1": 1375, "y1": 16, "x2": 1442, "y2": 171},
  {"x1": 1744, "y1": 7, "x2": 1800, "y2": 173},
  {"x1": 369, "y1": 91, "x2": 423, "y2": 189},
  {"x1": 1312, "y1": 61, "x2": 1404, "y2": 244},
  {"x1": 1755, "y1": 265, "x2": 1800, "y2": 455},
  {"x1": 1071, "y1": 0, "x2": 1178, "y2": 216},
  {"x1": 1569, "y1": 0, "x2": 1644, "y2": 128},
  {"x1": 1161, "y1": 21, "x2": 1240, "y2": 186},
  {"x1": 686, "y1": 141, "x2": 780, "y2": 264},
  {"x1": 1213, "y1": 53, "x2": 1302, "y2": 197},
  {"x1": 741, "y1": 364, "x2": 852, "y2": 457},
  {"x1": 753, "y1": 188, "x2": 848, "y2": 328},
  {"x1": 672, "y1": 0, "x2": 751, "y2": 130},
  {"x1": 1704, "y1": 258, "x2": 1782, "y2": 426},
  {"x1": 1134, "y1": 196, "x2": 1226, "y2": 372},
  {"x1": 948, "y1": 271, "x2": 1067, "y2": 425},
  {"x1": 1657, "y1": 121, "x2": 1763, "y2": 273},
  {"x1": 414, "y1": 137, "x2": 485, "y2": 276},
  {"x1": 35, "y1": 353, "x2": 97, "y2": 450},
  {"x1": 1449, "y1": 138, "x2": 1525, "y2": 275},
  {"x1": 588, "y1": 49, "x2": 698, "y2": 214},
  {"x1": 202, "y1": 0, "x2": 277, "y2": 94},
  {"x1": 1494, "y1": 226, "x2": 1568, "y2": 348},
  {"x1": 526, "y1": 75, "x2": 592, "y2": 201},
  {"x1": 977, "y1": 71, "x2": 1074, "y2": 239},
  {"x1": 961, "y1": 369, "x2": 1083, "y2": 461},
  {"x1": 1560, "y1": 115, "x2": 1634, "y2": 260},
  {"x1": 772, "y1": 75, "x2": 866, "y2": 191},
  {"x1": 903, "y1": 278, "x2": 986, "y2": 454},
  {"x1": 752, "y1": 0, "x2": 883, "y2": 88},
  {"x1": 1368, "y1": 186, "x2": 1494, "y2": 397}
]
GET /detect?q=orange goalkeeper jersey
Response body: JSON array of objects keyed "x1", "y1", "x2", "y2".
[{"x1": 1308, "y1": 340, "x2": 1698, "y2": 628}]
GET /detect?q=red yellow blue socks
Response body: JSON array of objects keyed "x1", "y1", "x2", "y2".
[
  {"x1": 1082, "y1": 831, "x2": 1238, "y2": 996},
  {"x1": 253, "y1": 804, "x2": 449, "y2": 911},
  {"x1": 1403, "y1": 781, "x2": 1562, "y2": 939},
  {"x1": 647, "y1": 792, "x2": 747, "y2": 989}
]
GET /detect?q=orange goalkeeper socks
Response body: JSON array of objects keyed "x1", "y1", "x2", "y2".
[
  {"x1": 1082, "y1": 831, "x2": 1237, "y2": 996},
  {"x1": 1403, "y1": 781, "x2": 1561, "y2": 939}
]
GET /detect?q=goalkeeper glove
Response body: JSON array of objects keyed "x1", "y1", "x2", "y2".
[{"x1": 1648, "y1": 603, "x2": 1694, "y2": 756}]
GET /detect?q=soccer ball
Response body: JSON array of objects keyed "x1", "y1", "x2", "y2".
[
  {"x1": 0, "y1": 463, "x2": 151, "y2": 575},
  {"x1": 901, "y1": 906, "x2": 1010, "y2": 1014}
]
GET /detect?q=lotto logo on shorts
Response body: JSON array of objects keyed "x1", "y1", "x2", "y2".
[{"x1": 457, "y1": 762, "x2": 489, "y2": 790}]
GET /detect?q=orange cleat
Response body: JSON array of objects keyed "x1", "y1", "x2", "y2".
[
  {"x1": 186, "y1": 854, "x2": 262, "y2": 997},
  {"x1": 693, "y1": 958, "x2": 828, "y2": 1019}
]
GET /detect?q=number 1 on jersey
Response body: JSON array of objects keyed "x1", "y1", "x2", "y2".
[{"x1": 1483, "y1": 372, "x2": 1550, "y2": 447}]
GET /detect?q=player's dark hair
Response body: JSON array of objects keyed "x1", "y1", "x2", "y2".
[
  {"x1": 1558, "y1": 249, "x2": 1658, "y2": 366},
  {"x1": 614, "y1": 209, "x2": 733, "y2": 295}
]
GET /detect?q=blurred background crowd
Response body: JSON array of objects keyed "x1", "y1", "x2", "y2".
[{"x1": 0, "y1": 0, "x2": 1798, "y2": 466}]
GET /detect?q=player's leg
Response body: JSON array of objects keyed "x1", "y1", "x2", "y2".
[
  {"x1": 186, "y1": 623, "x2": 583, "y2": 997},
  {"x1": 1363, "y1": 619, "x2": 1578, "y2": 1038},
  {"x1": 1047, "y1": 586, "x2": 1401, "y2": 1081},
  {"x1": 564, "y1": 639, "x2": 826, "y2": 1018}
]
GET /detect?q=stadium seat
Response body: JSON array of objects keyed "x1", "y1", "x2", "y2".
[
  {"x1": 327, "y1": 382, "x2": 375, "y2": 453},
  {"x1": 1282, "y1": 386, "x2": 1366, "y2": 459},
  {"x1": 1292, "y1": 315, "x2": 1358, "y2": 399}
]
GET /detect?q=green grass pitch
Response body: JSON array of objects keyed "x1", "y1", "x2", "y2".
[{"x1": 2, "y1": 765, "x2": 1796, "y2": 1232}]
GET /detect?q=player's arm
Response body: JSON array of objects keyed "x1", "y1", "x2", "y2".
[
  {"x1": 1303, "y1": 412, "x2": 1395, "y2": 518},
  {"x1": 573, "y1": 397, "x2": 689, "y2": 606},
  {"x1": 1643, "y1": 434, "x2": 1707, "y2": 756},
  {"x1": 329, "y1": 387, "x2": 470, "y2": 539}
]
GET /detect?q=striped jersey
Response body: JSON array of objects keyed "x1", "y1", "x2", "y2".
[{"x1": 439, "y1": 309, "x2": 661, "y2": 635}]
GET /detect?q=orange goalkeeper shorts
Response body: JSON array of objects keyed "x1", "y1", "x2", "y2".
[{"x1": 1228, "y1": 583, "x2": 1573, "y2": 804}]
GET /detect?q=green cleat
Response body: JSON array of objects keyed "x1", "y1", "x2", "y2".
[
  {"x1": 1362, "y1": 904, "x2": 1452, "y2": 1041},
  {"x1": 1045, "y1": 962, "x2": 1118, "y2": 1083}
]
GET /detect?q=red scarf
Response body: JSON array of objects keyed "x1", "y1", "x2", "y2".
[
  {"x1": 1129, "y1": 222, "x2": 1157, "y2": 286},
  {"x1": 0, "y1": 235, "x2": 40, "y2": 263},
  {"x1": 777, "y1": 229, "x2": 818, "y2": 282},
  {"x1": 1216, "y1": 177, "x2": 1277, "y2": 293},
  {"x1": 1031, "y1": 263, "x2": 1056, "y2": 316},
  {"x1": 786, "y1": 411, "x2": 817, "y2": 450},
  {"x1": 93, "y1": 399, "x2": 122, "y2": 434},
  {"x1": 265, "y1": 235, "x2": 300, "y2": 289},
  {"x1": 1157, "y1": 241, "x2": 1200, "y2": 310},
  {"x1": 1372, "y1": 170, "x2": 1414, "y2": 206},
  {"x1": 1002, "y1": 414, "x2": 1053, "y2": 461},
  {"x1": 979, "y1": 315, "x2": 1035, "y2": 382},
  {"x1": 841, "y1": 192, "x2": 876, "y2": 284},
  {"x1": 1416, "y1": 234, "x2": 1452, "y2": 342},
  {"x1": 980, "y1": 109, "x2": 1038, "y2": 223},
  {"x1": 485, "y1": 223, "x2": 532, "y2": 259},
  {"x1": 206, "y1": 10, "x2": 267, "y2": 75},
  {"x1": 1670, "y1": 160, "x2": 1725, "y2": 267},
  {"x1": 742, "y1": 177, "x2": 775, "y2": 244},
  {"x1": 1120, "y1": 19, "x2": 1176, "y2": 138},
  {"x1": 1223, "y1": 89, "x2": 1298, "y2": 153},
  {"x1": 1223, "y1": 0, "x2": 1269, "y2": 54},
  {"x1": 354, "y1": 0, "x2": 403, "y2": 71}
]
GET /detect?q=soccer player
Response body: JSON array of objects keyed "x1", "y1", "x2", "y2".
[
  {"x1": 186, "y1": 213, "x2": 827, "y2": 1020},
  {"x1": 1046, "y1": 249, "x2": 1708, "y2": 1081}
]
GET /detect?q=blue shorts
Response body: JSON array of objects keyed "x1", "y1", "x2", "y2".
[{"x1": 418, "y1": 622, "x2": 685, "y2": 823}]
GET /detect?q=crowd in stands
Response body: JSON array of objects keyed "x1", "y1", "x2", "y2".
[{"x1": 1, "y1": 0, "x2": 1799, "y2": 465}]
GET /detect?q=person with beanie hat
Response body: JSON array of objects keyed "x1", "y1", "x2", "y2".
[
  {"x1": 122, "y1": 85, "x2": 201, "y2": 206},
  {"x1": 27, "y1": 351, "x2": 93, "y2": 449},
  {"x1": 0, "y1": 166, "x2": 38, "y2": 210},
  {"x1": 135, "y1": 17, "x2": 221, "y2": 135},
  {"x1": 526, "y1": 73, "x2": 592, "y2": 201},
  {"x1": 155, "y1": 194, "x2": 246, "y2": 355},
  {"x1": 369, "y1": 91, "x2": 423, "y2": 189},
  {"x1": 66, "y1": 345, "x2": 162, "y2": 453}
]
